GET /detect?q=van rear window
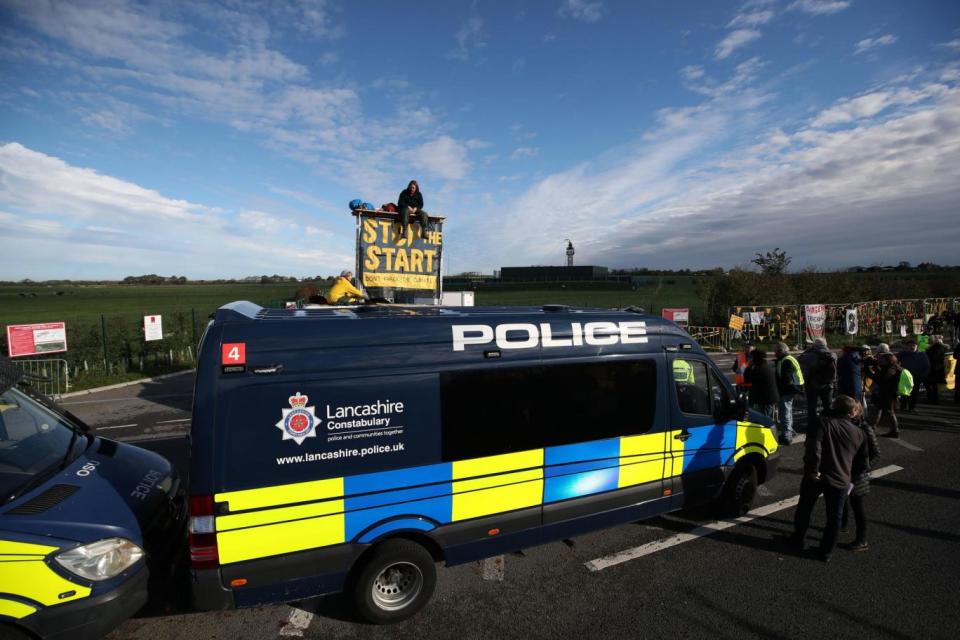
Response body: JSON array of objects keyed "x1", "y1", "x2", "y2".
[{"x1": 440, "y1": 360, "x2": 657, "y2": 461}]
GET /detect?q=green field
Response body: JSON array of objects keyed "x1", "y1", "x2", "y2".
[
  {"x1": 471, "y1": 279, "x2": 707, "y2": 319},
  {"x1": 0, "y1": 283, "x2": 299, "y2": 326}
]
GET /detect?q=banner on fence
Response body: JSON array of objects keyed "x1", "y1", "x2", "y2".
[
  {"x1": 661, "y1": 308, "x2": 689, "y2": 324},
  {"x1": 728, "y1": 314, "x2": 745, "y2": 331},
  {"x1": 845, "y1": 308, "x2": 858, "y2": 335},
  {"x1": 144, "y1": 315, "x2": 163, "y2": 342},
  {"x1": 804, "y1": 304, "x2": 826, "y2": 341},
  {"x1": 6, "y1": 322, "x2": 68, "y2": 357},
  {"x1": 913, "y1": 318, "x2": 924, "y2": 334}
]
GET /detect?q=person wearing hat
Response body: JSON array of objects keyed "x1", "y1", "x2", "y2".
[{"x1": 327, "y1": 270, "x2": 366, "y2": 305}]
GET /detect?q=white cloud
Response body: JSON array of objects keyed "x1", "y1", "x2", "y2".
[
  {"x1": 715, "y1": 29, "x2": 761, "y2": 60},
  {"x1": 408, "y1": 136, "x2": 471, "y2": 181},
  {"x1": 788, "y1": 0, "x2": 852, "y2": 15},
  {"x1": 729, "y1": 8, "x2": 774, "y2": 28},
  {"x1": 855, "y1": 34, "x2": 897, "y2": 55},
  {"x1": 681, "y1": 65, "x2": 705, "y2": 81},
  {"x1": 942, "y1": 39, "x2": 960, "y2": 51},
  {"x1": 0, "y1": 143, "x2": 215, "y2": 223},
  {"x1": 511, "y1": 147, "x2": 540, "y2": 160},
  {"x1": 810, "y1": 84, "x2": 946, "y2": 127},
  {"x1": 558, "y1": 0, "x2": 606, "y2": 23},
  {"x1": 449, "y1": 67, "x2": 960, "y2": 272},
  {"x1": 0, "y1": 143, "x2": 355, "y2": 279},
  {"x1": 448, "y1": 15, "x2": 486, "y2": 62}
]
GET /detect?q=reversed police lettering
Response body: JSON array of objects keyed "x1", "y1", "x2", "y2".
[{"x1": 452, "y1": 321, "x2": 648, "y2": 351}]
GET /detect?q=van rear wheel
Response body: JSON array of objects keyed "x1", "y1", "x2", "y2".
[
  {"x1": 350, "y1": 539, "x2": 436, "y2": 624},
  {"x1": 722, "y1": 465, "x2": 758, "y2": 517}
]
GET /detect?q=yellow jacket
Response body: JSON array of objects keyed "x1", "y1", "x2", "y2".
[{"x1": 328, "y1": 277, "x2": 363, "y2": 303}]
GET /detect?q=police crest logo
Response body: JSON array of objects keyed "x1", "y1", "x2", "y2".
[{"x1": 275, "y1": 392, "x2": 320, "y2": 445}]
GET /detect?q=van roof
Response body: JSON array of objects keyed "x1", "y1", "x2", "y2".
[{"x1": 212, "y1": 300, "x2": 688, "y2": 335}]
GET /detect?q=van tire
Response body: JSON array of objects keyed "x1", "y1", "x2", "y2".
[
  {"x1": 350, "y1": 538, "x2": 437, "y2": 624},
  {"x1": 722, "y1": 464, "x2": 757, "y2": 517}
]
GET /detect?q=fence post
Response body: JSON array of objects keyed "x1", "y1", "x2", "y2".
[
  {"x1": 100, "y1": 314, "x2": 108, "y2": 367},
  {"x1": 191, "y1": 308, "x2": 198, "y2": 351}
]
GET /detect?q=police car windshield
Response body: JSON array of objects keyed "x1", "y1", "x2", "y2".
[{"x1": 0, "y1": 387, "x2": 83, "y2": 503}]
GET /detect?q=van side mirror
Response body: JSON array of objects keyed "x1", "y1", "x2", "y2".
[{"x1": 725, "y1": 394, "x2": 748, "y2": 422}]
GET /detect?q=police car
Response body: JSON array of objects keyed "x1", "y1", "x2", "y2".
[
  {"x1": 0, "y1": 357, "x2": 186, "y2": 639},
  {"x1": 189, "y1": 302, "x2": 779, "y2": 623}
]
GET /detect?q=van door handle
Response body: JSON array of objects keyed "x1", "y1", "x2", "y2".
[
  {"x1": 252, "y1": 364, "x2": 283, "y2": 375},
  {"x1": 674, "y1": 430, "x2": 691, "y2": 442}
]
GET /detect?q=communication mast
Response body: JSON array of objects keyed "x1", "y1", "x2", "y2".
[{"x1": 565, "y1": 239, "x2": 575, "y2": 267}]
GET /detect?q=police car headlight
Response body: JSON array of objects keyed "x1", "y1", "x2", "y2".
[{"x1": 55, "y1": 538, "x2": 144, "y2": 581}]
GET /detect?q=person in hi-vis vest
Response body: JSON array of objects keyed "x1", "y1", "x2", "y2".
[{"x1": 732, "y1": 343, "x2": 755, "y2": 394}]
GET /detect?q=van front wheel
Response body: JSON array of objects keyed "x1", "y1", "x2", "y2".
[
  {"x1": 722, "y1": 464, "x2": 758, "y2": 517},
  {"x1": 350, "y1": 539, "x2": 437, "y2": 624}
]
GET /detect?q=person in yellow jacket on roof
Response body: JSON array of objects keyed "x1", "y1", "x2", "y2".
[{"x1": 328, "y1": 270, "x2": 366, "y2": 305}]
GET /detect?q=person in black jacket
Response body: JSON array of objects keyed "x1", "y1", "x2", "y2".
[
  {"x1": 897, "y1": 339, "x2": 929, "y2": 411},
  {"x1": 744, "y1": 349, "x2": 779, "y2": 421},
  {"x1": 788, "y1": 395, "x2": 868, "y2": 562},
  {"x1": 397, "y1": 179, "x2": 430, "y2": 238},
  {"x1": 925, "y1": 336, "x2": 947, "y2": 405},
  {"x1": 841, "y1": 417, "x2": 880, "y2": 551}
]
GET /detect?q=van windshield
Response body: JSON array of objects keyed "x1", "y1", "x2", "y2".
[{"x1": 0, "y1": 387, "x2": 86, "y2": 503}]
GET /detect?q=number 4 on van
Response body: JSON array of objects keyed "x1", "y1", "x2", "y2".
[{"x1": 221, "y1": 342, "x2": 246, "y2": 373}]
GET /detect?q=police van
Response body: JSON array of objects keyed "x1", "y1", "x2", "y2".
[
  {"x1": 189, "y1": 302, "x2": 779, "y2": 623},
  {"x1": 0, "y1": 357, "x2": 186, "y2": 639}
]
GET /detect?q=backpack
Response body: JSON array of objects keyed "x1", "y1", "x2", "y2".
[{"x1": 348, "y1": 198, "x2": 363, "y2": 211}]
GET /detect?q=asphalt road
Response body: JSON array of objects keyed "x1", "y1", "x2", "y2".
[{"x1": 59, "y1": 364, "x2": 960, "y2": 640}]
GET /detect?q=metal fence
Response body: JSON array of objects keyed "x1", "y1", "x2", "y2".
[
  {"x1": 728, "y1": 297, "x2": 960, "y2": 349},
  {"x1": 15, "y1": 358, "x2": 69, "y2": 397},
  {"x1": 685, "y1": 326, "x2": 726, "y2": 351}
]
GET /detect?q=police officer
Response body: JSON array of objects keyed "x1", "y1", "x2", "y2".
[{"x1": 774, "y1": 342, "x2": 804, "y2": 445}]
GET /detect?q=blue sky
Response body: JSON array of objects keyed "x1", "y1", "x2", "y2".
[{"x1": 1, "y1": 0, "x2": 959, "y2": 280}]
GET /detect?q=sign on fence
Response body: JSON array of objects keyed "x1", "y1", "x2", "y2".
[
  {"x1": 662, "y1": 308, "x2": 689, "y2": 324},
  {"x1": 6, "y1": 322, "x2": 68, "y2": 357},
  {"x1": 728, "y1": 314, "x2": 745, "y2": 331},
  {"x1": 804, "y1": 304, "x2": 826, "y2": 341},
  {"x1": 144, "y1": 315, "x2": 163, "y2": 341},
  {"x1": 845, "y1": 308, "x2": 858, "y2": 335}
]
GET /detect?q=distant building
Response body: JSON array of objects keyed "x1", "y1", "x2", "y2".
[{"x1": 499, "y1": 266, "x2": 609, "y2": 282}]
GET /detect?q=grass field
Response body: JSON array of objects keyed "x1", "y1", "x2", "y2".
[
  {"x1": 471, "y1": 279, "x2": 708, "y2": 319},
  {"x1": 0, "y1": 279, "x2": 712, "y2": 327},
  {"x1": 0, "y1": 283, "x2": 299, "y2": 326}
]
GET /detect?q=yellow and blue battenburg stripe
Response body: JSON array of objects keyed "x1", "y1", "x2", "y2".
[
  {"x1": 0, "y1": 540, "x2": 92, "y2": 619},
  {"x1": 213, "y1": 422, "x2": 776, "y2": 565}
]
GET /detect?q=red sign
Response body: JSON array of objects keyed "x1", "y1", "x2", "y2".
[
  {"x1": 661, "y1": 308, "x2": 690, "y2": 324},
  {"x1": 222, "y1": 343, "x2": 246, "y2": 365},
  {"x1": 6, "y1": 322, "x2": 68, "y2": 357}
]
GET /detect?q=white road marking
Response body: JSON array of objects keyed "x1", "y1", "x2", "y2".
[
  {"x1": 278, "y1": 607, "x2": 314, "y2": 637},
  {"x1": 60, "y1": 393, "x2": 190, "y2": 406},
  {"x1": 584, "y1": 464, "x2": 905, "y2": 572},
  {"x1": 886, "y1": 437, "x2": 923, "y2": 452},
  {"x1": 97, "y1": 424, "x2": 138, "y2": 430},
  {"x1": 156, "y1": 418, "x2": 191, "y2": 424}
]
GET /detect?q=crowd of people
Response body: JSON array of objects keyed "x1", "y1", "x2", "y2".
[
  {"x1": 733, "y1": 334, "x2": 957, "y2": 561},
  {"x1": 735, "y1": 334, "x2": 958, "y2": 444}
]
